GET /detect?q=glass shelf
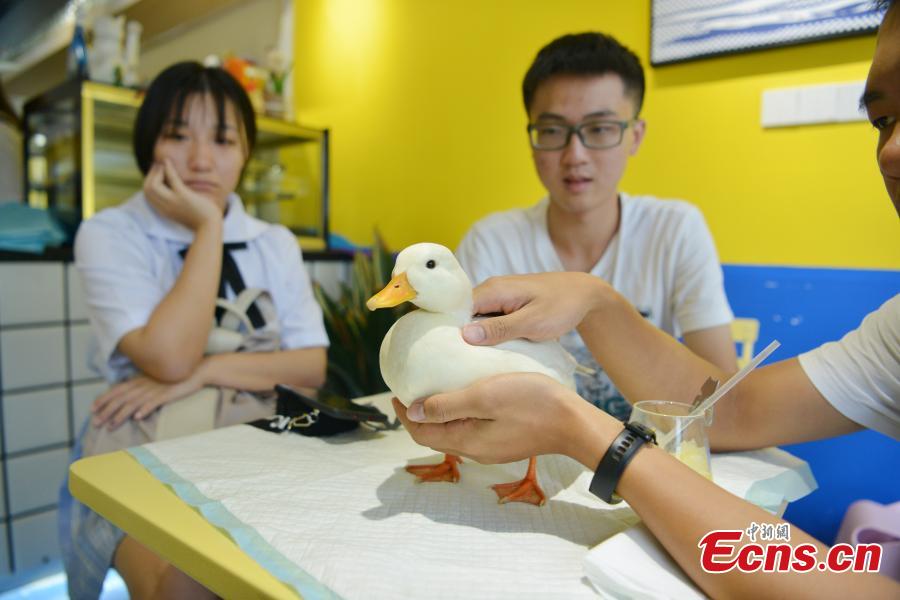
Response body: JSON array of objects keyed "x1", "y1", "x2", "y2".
[{"x1": 24, "y1": 79, "x2": 330, "y2": 250}]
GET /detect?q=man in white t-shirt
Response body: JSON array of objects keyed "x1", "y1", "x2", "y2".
[
  {"x1": 397, "y1": 4, "x2": 899, "y2": 593},
  {"x1": 457, "y1": 32, "x2": 736, "y2": 419}
]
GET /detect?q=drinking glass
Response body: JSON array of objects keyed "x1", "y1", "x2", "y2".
[{"x1": 629, "y1": 400, "x2": 713, "y2": 479}]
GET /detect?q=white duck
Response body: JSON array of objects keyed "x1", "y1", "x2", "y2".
[{"x1": 366, "y1": 242, "x2": 578, "y2": 506}]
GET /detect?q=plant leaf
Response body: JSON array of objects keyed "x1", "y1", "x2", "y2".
[{"x1": 312, "y1": 233, "x2": 402, "y2": 395}]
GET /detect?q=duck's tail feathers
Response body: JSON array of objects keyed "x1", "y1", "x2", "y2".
[
  {"x1": 560, "y1": 347, "x2": 595, "y2": 377},
  {"x1": 574, "y1": 363, "x2": 596, "y2": 377}
]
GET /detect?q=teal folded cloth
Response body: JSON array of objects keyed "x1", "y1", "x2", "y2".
[{"x1": 0, "y1": 203, "x2": 67, "y2": 253}]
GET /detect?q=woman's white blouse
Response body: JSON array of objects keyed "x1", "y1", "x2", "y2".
[{"x1": 74, "y1": 192, "x2": 329, "y2": 382}]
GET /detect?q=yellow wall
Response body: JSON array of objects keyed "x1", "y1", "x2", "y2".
[{"x1": 294, "y1": 0, "x2": 900, "y2": 269}]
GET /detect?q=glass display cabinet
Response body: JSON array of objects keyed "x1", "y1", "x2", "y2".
[{"x1": 23, "y1": 79, "x2": 330, "y2": 250}]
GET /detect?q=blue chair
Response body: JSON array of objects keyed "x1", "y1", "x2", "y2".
[
  {"x1": 723, "y1": 265, "x2": 900, "y2": 543},
  {"x1": 730, "y1": 317, "x2": 760, "y2": 369}
]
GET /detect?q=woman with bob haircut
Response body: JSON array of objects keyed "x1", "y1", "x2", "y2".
[{"x1": 59, "y1": 61, "x2": 329, "y2": 599}]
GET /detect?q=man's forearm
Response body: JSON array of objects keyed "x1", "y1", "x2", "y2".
[
  {"x1": 572, "y1": 408, "x2": 894, "y2": 599},
  {"x1": 574, "y1": 284, "x2": 864, "y2": 451},
  {"x1": 577, "y1": 283, "x2": 724, "y2": 405},
  {"x1": 617, "y1": 443, "x2": 897, "y2": 598}
]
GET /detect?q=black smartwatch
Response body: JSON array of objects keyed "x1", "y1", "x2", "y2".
[{"x1": 589, "y1": 422, "x2": 657, "y2": 504}]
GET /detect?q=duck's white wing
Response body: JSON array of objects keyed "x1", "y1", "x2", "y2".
[
  {"x1": 399, "y1": 332, "x2": 573, "y2": 400},
  {"x1": 493, "y1": 338, "x2": 578, "y2": 389},
  {"x1": 379, "y1": 311, "x2": 467, "y2": 405},
  {"x1": 381, "y1": 311, "x2": 582, "y2": 405},
  {"x1": 378, "y1": 322, "x2": 399, "y2": 396}
]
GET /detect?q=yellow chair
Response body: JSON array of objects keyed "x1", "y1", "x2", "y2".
[{"x1": 731, "y1": 318, "x2": 760, "y2": 369}]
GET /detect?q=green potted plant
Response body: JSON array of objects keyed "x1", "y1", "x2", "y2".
[{"x1": 313, "y1": 232, "x2": 406, "y2": 398}]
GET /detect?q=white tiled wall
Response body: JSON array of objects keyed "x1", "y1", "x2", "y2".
[
  {"x1": 0, "y1": 261, "x2": 95, "y2": 580},
  {"x1": 2, "y1": 388, "x2": 69, "y2": 453},
  {"x1": 0, "y1": 327, "x2": 67, "y2": 391},
  {"x1": 6, "y1": 448, "x2": 69, "y2": 514},
  {"x1": 68, "y1": 323, "x2": 96, "y2": 382},
  {"x1": 0, "y1": 264, "x2": 64, "y2": 326},
  {"x1": 11, "y1": 510, "x2": 59, "y2": 572},
  {"x1": 0, "y1": 524, "x2": 9, "y2": 575},
  {"x1": 66, "y1": 263, "x2": 89, "y2": 321}
]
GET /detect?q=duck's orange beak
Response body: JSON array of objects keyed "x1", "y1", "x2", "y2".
[{"x1": 366, "y1": 272, "x2": 416, "y2": 310}]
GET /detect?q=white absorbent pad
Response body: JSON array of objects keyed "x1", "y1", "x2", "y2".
[{"x1": 129, "y1": 421, "x2": 816, "y2": 599}]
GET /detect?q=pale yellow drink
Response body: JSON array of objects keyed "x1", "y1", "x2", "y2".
[
  {"x1": 629, "y1": 400, "x2": 713, "y2": 480},
  {"x1": 673, "y1": 439, "x2": 713, "y2": 480}
]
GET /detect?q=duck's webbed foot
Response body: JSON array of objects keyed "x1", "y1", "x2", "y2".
[
  {"x1": 406, "y1": 453, "x2": 462, "y2": 483},
  {"x1": 491, "y1": 456, "x2": 546, "y2": 506}
]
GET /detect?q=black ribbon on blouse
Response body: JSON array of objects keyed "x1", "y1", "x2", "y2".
[{"x1": 179, "y1": 242, "x2": 266, "y2": 329}]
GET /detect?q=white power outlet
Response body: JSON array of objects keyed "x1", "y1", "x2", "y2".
[{"x1": 761, "y1": 81, "x2": 866, "y2": 128}]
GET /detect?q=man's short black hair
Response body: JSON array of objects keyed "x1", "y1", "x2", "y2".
[
  {"x1": 522, "y1": 32, "x2": 645, "y2": 117},
  {"x1": 133, "y1": 61, "x2": 257, "y2": 175}
]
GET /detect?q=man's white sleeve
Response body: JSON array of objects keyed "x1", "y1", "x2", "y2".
[{"x1": 798, "y1": 294, "x2": 900, "y2": 440}]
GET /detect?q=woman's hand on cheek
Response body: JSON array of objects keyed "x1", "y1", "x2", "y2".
[
  {"x1": 143, "y1": 158, "x2": 222, "y2": 231},
  {"x1": 142, "y1": 161, "x2": 171, "y2": 209}
]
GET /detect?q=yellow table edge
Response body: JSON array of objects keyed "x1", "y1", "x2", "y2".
[{"x1": 69, "y1": 450, "x2": 301, "y2": 600}]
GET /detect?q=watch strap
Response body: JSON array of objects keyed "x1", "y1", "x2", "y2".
[{"x1": 589, "y1": 422, "x2": 656, "y2": 503}]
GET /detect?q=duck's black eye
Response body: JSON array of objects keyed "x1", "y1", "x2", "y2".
[{"x1": 426, "y1": 260, "x2": 436, "y2": 269}]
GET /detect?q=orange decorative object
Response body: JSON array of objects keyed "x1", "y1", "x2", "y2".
[
  {"x1": 223, "y1": 55, "x2": 250, "y2": 86},
  {"x1": 222, "y1": 55, "x2": 266, "y2": 113}
]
